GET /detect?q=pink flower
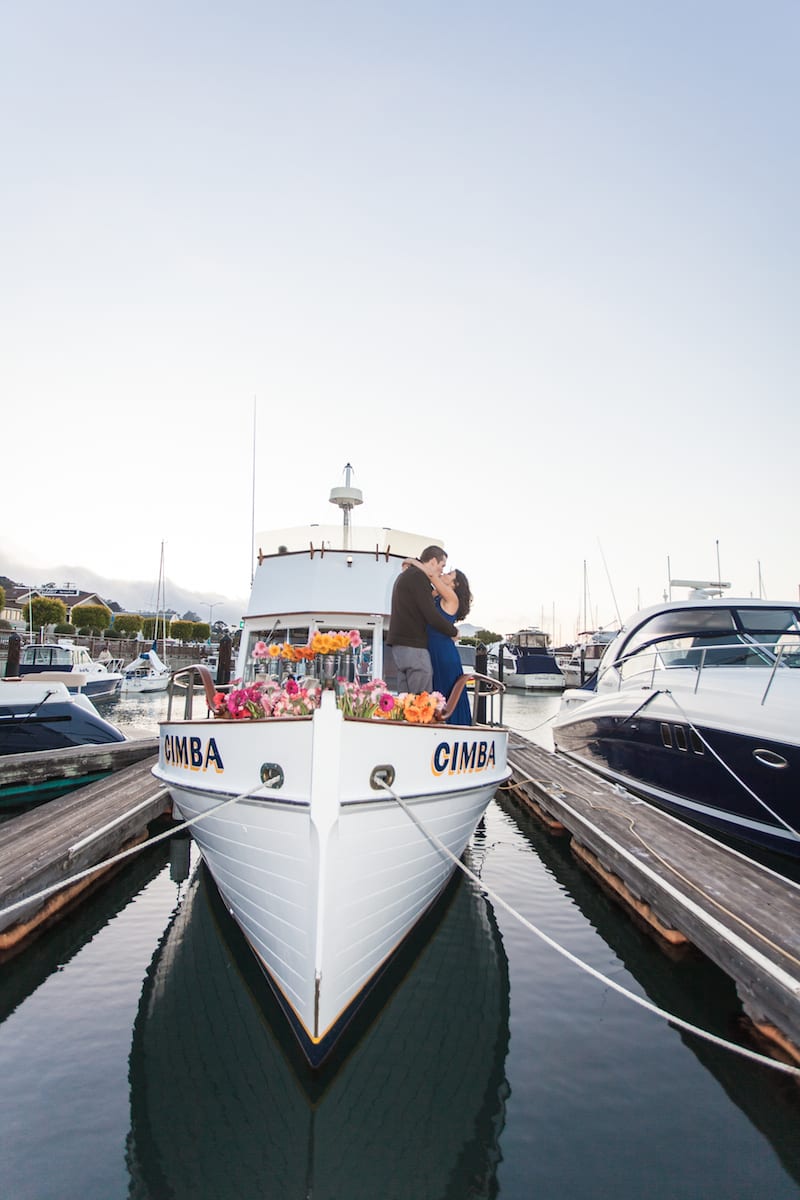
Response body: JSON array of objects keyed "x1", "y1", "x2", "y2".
[
  {"x1": 252, "y1": 641, "x2": 269, "y2": 659},
  {"x1": 349, "y1": 630, "x2": 362, "y2": 648},
  {"x1": 285, "y1": 678, "x2": 299, "y2": 695},
  {"x1": 378, "y1": 692, "x2": 395, "y2": 713}
]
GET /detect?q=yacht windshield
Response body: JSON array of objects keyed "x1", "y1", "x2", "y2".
[{"x1": 614, "y1": 604, "x2": 800, "y2": 678}]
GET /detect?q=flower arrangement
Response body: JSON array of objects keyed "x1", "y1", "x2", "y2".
[
  {"x1": 376, "y1": 690, "x2": 447, "y2": 724},
  {"x1": 213, "y1": 678, "x2": 321, "y2": 720},
  {"x1": 252, "y1": 629, "x2": 362, "y2": 665},
  {"x1": 211, "y1": 677, "x2": 446, "y2": 724}
]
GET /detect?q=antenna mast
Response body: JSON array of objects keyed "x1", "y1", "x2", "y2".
[{"x1": 329, "y1": 462, "x2": 363, "y2": 550}]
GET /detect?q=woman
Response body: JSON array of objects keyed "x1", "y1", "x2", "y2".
[{"x1": 405, "y1": 559, "x2": 473, "y2": 725}]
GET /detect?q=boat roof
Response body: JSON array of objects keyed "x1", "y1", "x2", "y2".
[{"x1": 255, "y1": 524, "x2": 444, "y2": 558}]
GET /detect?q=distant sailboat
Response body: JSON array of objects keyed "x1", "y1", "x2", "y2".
[{"x1": 121, "y1": 543, "x2": 172, "y2": 693}]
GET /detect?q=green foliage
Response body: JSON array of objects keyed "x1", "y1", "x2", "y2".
[
  {"x1": 114, "y1": 613, "x2": 143, "y2": 636},
  {"x1": 193, "y1": 622, "x2": 210, "y2": 641},
  {"x1": 103, "y1": 627, "x2": 122, "y2": 639},
  {"x1": 0, "y1": 619, "x2": 12, "y2": 631},
  {"x1": 71, "y1": 603, "x2": 111, "y2": 634},
  {"x1": 474, "y1": 629, "x2": 503, "y2": 644},
  {"x1": 170, "y1": 619, "x2": 194, "y2": 643},
  {"x1": 54, "y1": 623, "x2": 77, "y2": 635},
  {"x1": 28, "y1": 597, "x2": 68, "y2": 630},
  {"x1": 0, "y1": 585, "x2": 5, "y2": 611}
]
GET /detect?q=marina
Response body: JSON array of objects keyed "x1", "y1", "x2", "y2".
[{"x1": 0, "y1": 691, "x2": 799, "y2": 1197}]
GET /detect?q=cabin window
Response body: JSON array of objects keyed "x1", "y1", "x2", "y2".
[
  {"x1": 621, "y1": 609, "x2": 735, "y2": 661},
  {"x1": 690, "y1": 730, "x2": 704, "y2": 754},
  {"x1": 660, "y1": 723, "x2": 672, "y2": 748},
  {"x1": 674, "y1": 725, "x2": 687, "y2": 751},
  {"x1": 735, "y1": 608, "x2": 800, "y2": 666}
]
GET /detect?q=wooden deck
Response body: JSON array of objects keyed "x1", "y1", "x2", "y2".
[
  {"x1": 0, "y1": 743, "x2": 167, "y2": 955},
  {"x1": 505, "y1": 733, "x2": 800, "y2": 1065}
]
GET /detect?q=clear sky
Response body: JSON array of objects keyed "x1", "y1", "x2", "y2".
[{"x1": 2, "y1": 2, "x2": 797, "y2": 642}]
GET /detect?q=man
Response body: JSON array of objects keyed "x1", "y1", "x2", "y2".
[{"x1": 386, "y1": 545, "x2": 459, "y2": 693}]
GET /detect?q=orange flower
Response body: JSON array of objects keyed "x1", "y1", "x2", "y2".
[
  {"x1": 268, "y1": 644, "x2": 281, "y2": 658},
  {"x1": 403, "y1": 691, "x2": 437, "y2": 723}
]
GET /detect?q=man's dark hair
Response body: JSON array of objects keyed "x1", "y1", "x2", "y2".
[{"x1": 420, "y1": 545, "x2": 447, "y2": 563}]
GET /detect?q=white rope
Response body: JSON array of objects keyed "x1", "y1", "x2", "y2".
[
  {"x1": 664, "y1": 690, "x2": 800, "y2": 842},
  {"x1": 376, "y1": 779, "x2": 800, "y2": 1080},
  {"x1": 0, "y1": 780, "x2": 274, "y2": 925}
]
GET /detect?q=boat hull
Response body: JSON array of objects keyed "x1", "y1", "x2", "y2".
[
  {"x1": 121, "y1": 675, "x2": 171, "y2": 694},
  {"x1": 554, "y1": 674, "x2": 800, "y2": 857},
  {"x1": 153, "y1": 696, "x2": 509, "y2": 1063}
]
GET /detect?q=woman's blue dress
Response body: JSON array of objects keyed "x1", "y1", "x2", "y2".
[{"x1": 427, "y1": 599, "x2": 472, "y2": 726}]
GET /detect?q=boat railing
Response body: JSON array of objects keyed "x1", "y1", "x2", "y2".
[
  {"x1": 597, "y1": 634, "x2": 798, "y2": 705},
  {"x1": 167, "y1": 666, "x2": 218, "y2": 718},
  {"x1": 442, "y1": 671, "x2": 506, "y2": 727},
  {"x1": 166, "y1": 665, "x2": 507, "y2": 727}
]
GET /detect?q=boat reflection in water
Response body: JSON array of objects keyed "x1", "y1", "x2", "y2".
[{"x1": 127, "y1": 841, "x2": 510, "y2": 1199}]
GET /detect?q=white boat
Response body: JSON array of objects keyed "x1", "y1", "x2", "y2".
[
  {"x1": 491, "y1": 629, "x2": 565, "y2": 691},
  {"x1": 18, "y1": 640, "x2": 123, "y2": 699},
  {"x1": 127, "y1": 861, "x2": 510, "y2": 1194},
  {"x1": 558, "y1": 628, "x2": 618, "y2": 688},
  {"x1": 152, "y1": 468, "x2": 509, "y2": 1065},
  {"x1": 0, "y1": 677, "x2": 126, "y2": 804},
  {"x1": 122, "y1": 542, "x2": 172, "y2": 693},
  {"x1": 121, "y1": 647, "x2": 172, "y2": 693},
  {"x1": 552, "y1": 582, "x2": 800, "y2": 859}
]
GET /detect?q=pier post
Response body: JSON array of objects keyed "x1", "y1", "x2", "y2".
[
  {"x1": 217, "y1": 634, "x2": 232, "y2": 685},
  {"x1": 5, "y1": 633, "x2": 21, "y2": 677},
  {"x1": 475, "y1": 643, "x2": 487, "y2": 724}
]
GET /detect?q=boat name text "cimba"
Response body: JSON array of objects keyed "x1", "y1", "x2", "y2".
[
  {"x1": 432, "y1": 739, "x2": 497, "y2": 775},
  {"x1": 162, "y1": 733, "x2": 224, "y2": 772}
]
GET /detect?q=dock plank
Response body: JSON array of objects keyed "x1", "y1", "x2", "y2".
[
  {"x1": 0, "y1": 750, "x2": 167, "y2": 947},
  {"x1": 505, "y1": 733, "x2": 800, "y2": 1059}
]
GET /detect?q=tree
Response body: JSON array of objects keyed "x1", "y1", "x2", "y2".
[
  {"x1": 71, "y1": 603, "x2": 112, "y2": 634},
  {"x1": 473, "y1": 630, "x2": 503, "y2": 644},
  {"x1": 28, "y1": 597, "x2": 68, "y2": 630},
  {"x1": 0, "y1": 584, "x2": 5, "y2": 612},
  {"x1": 170, "y1": 620, "x2": 194, "y2": 643},
  {"x1": 192, "y1": 622, "x2": 211, "y2": 642},
  {"x1": 54, "y1": 623, "x2": 77, "y2": 635},
  {"x1": 114, "y1": 613, "x2": 144, "y2": 637}
]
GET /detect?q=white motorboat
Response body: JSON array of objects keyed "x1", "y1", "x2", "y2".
[
  {"x1": 121, "y1": 647, "x2": 172, "y2": 693},
  {"x1": 558, "y1": 628, "x2": 618, "y2": 688},
  {"x1": 552, "y1": 583, "x2": 800, "y2": 858},
  {"x1": 491, "y1": 629, "x2": 565, "y2": 691},
  {"x1": 18, "y1": 640, "x2": 123, "y2": 699},
  {"x1": 0, "y1": 677, "x2": 126, "y2": 805},
  {"x1": 152, "y1": 468, "x2": 509, "y2": 1065}
]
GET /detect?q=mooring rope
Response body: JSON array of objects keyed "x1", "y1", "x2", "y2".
[
  {"x1": 376, "y1": 778, "x2": 800, "y2": 1080},
  {"x1": 0, "y1": 779, "x2": 277, "y2": 926},
  {"x1": 663, "y1": 689, "x2": 800, "y2": 842}
]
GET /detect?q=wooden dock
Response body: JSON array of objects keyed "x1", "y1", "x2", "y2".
[
  {"x1": 0, "y1": 741, "x2": 168, "y2": 956},
  {"x1": 505, "y1": 733, "x2": 800, "y2": 1066}
]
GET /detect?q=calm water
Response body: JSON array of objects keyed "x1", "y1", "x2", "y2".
[{"x1": 1, "y1": 691, "x2": 799, "y2": 1199}]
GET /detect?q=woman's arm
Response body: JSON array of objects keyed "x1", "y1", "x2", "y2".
[{"x1": 429, "y1": 572, "x2": 458, "y2": 615}]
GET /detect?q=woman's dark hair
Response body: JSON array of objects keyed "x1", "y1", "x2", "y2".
[{"x1": 452, "y1": 570, "x2": 472, "y2": 621}]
